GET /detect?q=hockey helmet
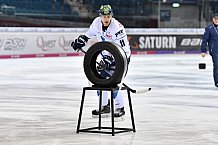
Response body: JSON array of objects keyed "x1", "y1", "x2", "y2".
[{"x1": 99, "y1": 5, "x2": 113, "y2": 15}]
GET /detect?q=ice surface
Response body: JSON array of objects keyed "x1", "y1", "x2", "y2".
[{"x1": 0, "y1": 54, "x2": 218, "y2": 145}]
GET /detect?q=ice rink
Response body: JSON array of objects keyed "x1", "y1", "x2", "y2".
[{"x1": 0, "y1": 54, "x2": 218, "y2": 145}]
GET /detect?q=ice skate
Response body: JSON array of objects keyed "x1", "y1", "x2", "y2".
[
  {"x1": 114, "y1": 107, "x2": 125, "y2": 122},
  {"x1": 92, "y1": 103, "x2": 110, "y2": 118}
]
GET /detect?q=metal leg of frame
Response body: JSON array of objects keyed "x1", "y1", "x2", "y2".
[
  {"x1": 76, "y1": 88, "x2": 86, "y2": 133},
  {"x1": 127, "y1": 89, "x2": 136, "y2": 132},
  {"x1": 98, "y1": 90, "x2": 102, "y2": 130},
  {"x1": 111, "y1": 90, "x2": 115, "y2": 136}
]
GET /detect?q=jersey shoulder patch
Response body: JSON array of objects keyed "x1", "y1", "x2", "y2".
[{"x1": 115, "y1": 29, "x2": 125, "y2": 38}]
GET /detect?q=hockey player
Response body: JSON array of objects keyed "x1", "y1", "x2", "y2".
[
  {"x1": 71, "y1": 4, "x2": 131, "y2": 118},
  {"x1": 201, "y1": 13, "x2": 218, "y2": 87}
]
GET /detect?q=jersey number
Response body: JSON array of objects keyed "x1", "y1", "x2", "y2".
[{"x1": 120, "y1": 39, "x2": 125, "y2": 47}]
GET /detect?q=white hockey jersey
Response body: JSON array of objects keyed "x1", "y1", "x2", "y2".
[{"x1": 85, "y1": 17, "x2": 131, "y2": 58}]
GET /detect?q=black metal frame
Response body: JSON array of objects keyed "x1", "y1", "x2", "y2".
[{"x1": 76, "y1": 85, "x2": 136, "y2": 136}]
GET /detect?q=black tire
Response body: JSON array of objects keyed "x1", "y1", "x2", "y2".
[{"x1": 83, "y1": 42, "x2": 128, "y2": 87}]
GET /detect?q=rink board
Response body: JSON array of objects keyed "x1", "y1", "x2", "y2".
[{"x1": 0, "y1": 28, "x2": 204, "y2": 59}]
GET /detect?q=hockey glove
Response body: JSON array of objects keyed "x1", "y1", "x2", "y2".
[{"x1": 71, "y1": 35, "x2": 89, "y2": 51}]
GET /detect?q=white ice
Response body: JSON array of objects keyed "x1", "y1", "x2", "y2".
[{"x1": 0, "y1": 54, "x2": 218, "y2": 145}]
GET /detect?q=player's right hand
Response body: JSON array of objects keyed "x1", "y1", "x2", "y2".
[
  {"x1": 201, "y1": 53, "x2": 206, "y2": 58},
  {"x1": 71, "y1": 35, "x2": 89, "y2": 52},
  {"x1": 71, "y1": 39, "x2": 82, "y2": 52}
]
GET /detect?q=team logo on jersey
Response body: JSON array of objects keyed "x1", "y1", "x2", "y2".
[
  {"x1": 106, "y1": 32, "x2": 112, "y2": 38},
  {"x1": 115, "y1": 29, "x2": 124, "y2": 37}
]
